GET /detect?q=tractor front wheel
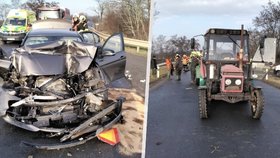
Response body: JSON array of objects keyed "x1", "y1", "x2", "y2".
[
  {"x1": 199, "y1": 89, "x2": 208, "y2": 119},
  {"x1": 250, "y1": 89, "x2": 264, "y2": 119}
]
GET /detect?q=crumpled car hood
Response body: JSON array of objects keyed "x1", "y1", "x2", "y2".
[{"x1": 11, "y1": 41, "x2": 97, "y2": 76}]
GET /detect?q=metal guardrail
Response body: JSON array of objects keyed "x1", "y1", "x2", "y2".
[
  {"x1": 153, "y1": 62, "x2": 168, "y2": 79},
  {"x1": 90, "y1": 28, "x2": 148, "y2": 53}
]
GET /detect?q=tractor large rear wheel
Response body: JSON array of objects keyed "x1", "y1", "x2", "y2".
[
  {"x1": 199, "y1": 89, "x2": 208, "y2": 119},
  {"x1": 250, "y1": 89, "x2": 264, "y2": 119}
]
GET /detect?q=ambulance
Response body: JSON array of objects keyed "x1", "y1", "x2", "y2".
[{"x1": 0, "y1": 9, "x2": 36, "y2": 43}]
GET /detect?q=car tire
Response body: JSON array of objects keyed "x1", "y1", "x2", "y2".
[
  {"x1": 250, "y1": 89, "x2": 264, "y2": 119},
  {"x1": 199, "y1": 89, "x2": 208, "y2": 119}
]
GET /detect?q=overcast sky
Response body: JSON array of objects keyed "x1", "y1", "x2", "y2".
[{"x1": 152, "y1": 0, "x2": 280, "y2": 43}]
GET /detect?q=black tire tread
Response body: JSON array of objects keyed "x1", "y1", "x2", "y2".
[
  {"x1": 199, "y1": 89, "x2": 208, "y2": 119},
  {"x1": 251, "y1": 89, "x2": 264, "y2": 119}
]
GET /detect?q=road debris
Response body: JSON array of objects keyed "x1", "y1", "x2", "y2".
[
  {"x1": 210, "y1": 145, "x2": 221, "y2": 153},
  {"x1": 109, "y1": 88, "x2": 144, "y2": 156},
  {"x1": 67, "y1": 152, "x2": 72, "y2": 157},
  {"x1": 140, "y1": 79, "x2": 146, "y2": 83}
]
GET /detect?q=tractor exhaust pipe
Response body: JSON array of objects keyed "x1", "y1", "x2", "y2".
[{"x1": 239, "y1": 25, "x2": 244, "y2": 69}]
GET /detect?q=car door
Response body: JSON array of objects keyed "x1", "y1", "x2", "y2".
[{"x1": 95, "y1": 32, "x2": 126, "y2": 82}]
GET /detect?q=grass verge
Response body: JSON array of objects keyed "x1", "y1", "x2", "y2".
[
  {"x1": 125, "y1": 46, "x2": 147, "y2": 57},
  {"x1": 263, "y1": 75, "x2": 280, "y2": 89}
]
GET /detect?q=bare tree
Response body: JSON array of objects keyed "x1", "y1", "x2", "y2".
[
  {"x1": 119, "y1": 0, "x2": 149, "y2": 40},
  {"x1": 152, "y1": 35, "x2": 167, "y2": 54},
  {"x1": 0, "y1": 3, "x2": 11, "y2": 20},
  {"x1": 11, "y1": 0, "x2": 22, "y2": 9},
  {"x1": 152, "y1": 34, "x2": 198, "y2": 57},
  {"x1": 22, "y1": 0, "x2": 59, "y2": 12},
  {"x1": 93, "y1": 0, "x2": 108, "y2": 23},
  {"x1": 169, "y1": 35, "x2": 191, "y2": 53},
  {"x1": 90, "y1": 0, "x2": 150, "y2": 40}
]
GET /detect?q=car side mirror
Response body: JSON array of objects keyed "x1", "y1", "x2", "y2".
[
  {"x1": 191, "y1": 38, "x2": 195, "y2": 49},
  {"x1": 103, "y1": 49, "x2": 115, "y2": 56}
]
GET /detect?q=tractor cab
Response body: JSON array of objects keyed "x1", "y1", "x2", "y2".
[{"x1": 204, "y1": 29, "x2": 249, "y2": 61}]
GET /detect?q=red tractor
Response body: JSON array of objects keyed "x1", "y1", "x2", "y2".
[{"x1": 192, "y1": 25, "x2": 265, "y2": 119}]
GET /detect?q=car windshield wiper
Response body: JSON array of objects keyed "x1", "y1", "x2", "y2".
[{"x1": 226, "y1": 34, "x2": 240, "y2": 48}]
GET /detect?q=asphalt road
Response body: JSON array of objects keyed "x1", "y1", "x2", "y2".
[
  {"x1": 146, "y1": 71, "x2": 280, "y2": 158},
  {"x1": 0, "y1": 42, "x2": 146, "y2": 158}
]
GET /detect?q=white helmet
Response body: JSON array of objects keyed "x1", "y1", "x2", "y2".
[
  {"x1": 79, "y1": 15, "x2": 86, "y2": 22},
  {"x1": 73, "y1": 13, "x2": 79, "y2": 18}
]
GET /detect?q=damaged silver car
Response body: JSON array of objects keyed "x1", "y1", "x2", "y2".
[{"x1": 0, "y1": 29, "x2": 127, "y2": 149}]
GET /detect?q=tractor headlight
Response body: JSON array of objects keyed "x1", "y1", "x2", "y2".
[
  {"x1": 225, "y1": 79, "x2": 232, "y2": 85},
  {"x1": 235, "y1": 79, "x2": 242, "y2": 86}
]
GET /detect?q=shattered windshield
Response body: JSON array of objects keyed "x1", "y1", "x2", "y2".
[
  {"x1": 4, "y1": 18, "x2": 26, "y2": 26},
  {"x1": 24, "y1": 36, "x2": 82, "y2": 46},
  {"x1": 208, "y1": 35, "x2": 249, "y2": 60}
]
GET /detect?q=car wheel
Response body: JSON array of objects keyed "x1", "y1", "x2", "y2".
[
  {"x1": 250, "y1": 89, "x2": 264, "y2": 119},
  {"x1": 199, "y1": 89, "x2": 208, "y2": 119}
]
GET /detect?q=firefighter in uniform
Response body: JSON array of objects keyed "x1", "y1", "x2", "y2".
[
  {"x1": 190, "y1": 50, "x2": 202, "y2": 83},
  {"x1": 77, "y1": 15, "x2": 89, "y2": 32},
  {"x1": 71, "y1": 13, "x2": 80, "y2": 31}
]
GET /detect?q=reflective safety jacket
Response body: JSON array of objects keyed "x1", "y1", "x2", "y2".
[
  {"x1": 190, "y1": 51, "x2": 202, "y2": 58},
  {"x1": 190, "y1": 51, "x2": 202, "y2": 63}
]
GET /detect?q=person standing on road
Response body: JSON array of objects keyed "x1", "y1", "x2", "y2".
[
  {"x1": 165, "y1": 56, "x2": 173, "y2": 79},
  {"x1": 174, "y1": 54, "x2": 183, "y2": 81},
  {"x1": 190, "y1": 50, "x2": 202, "y2": 83},
  {"x1": 182, "y1": 54, "x2": 189, "y2": 72},
  {"x1": 151, "y1": 55, "x2": 158, "y2": 77}
]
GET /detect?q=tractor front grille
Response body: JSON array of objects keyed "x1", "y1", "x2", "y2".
[{"x1": 221, "y1": 76, "x2": 243, "y2": 92}]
